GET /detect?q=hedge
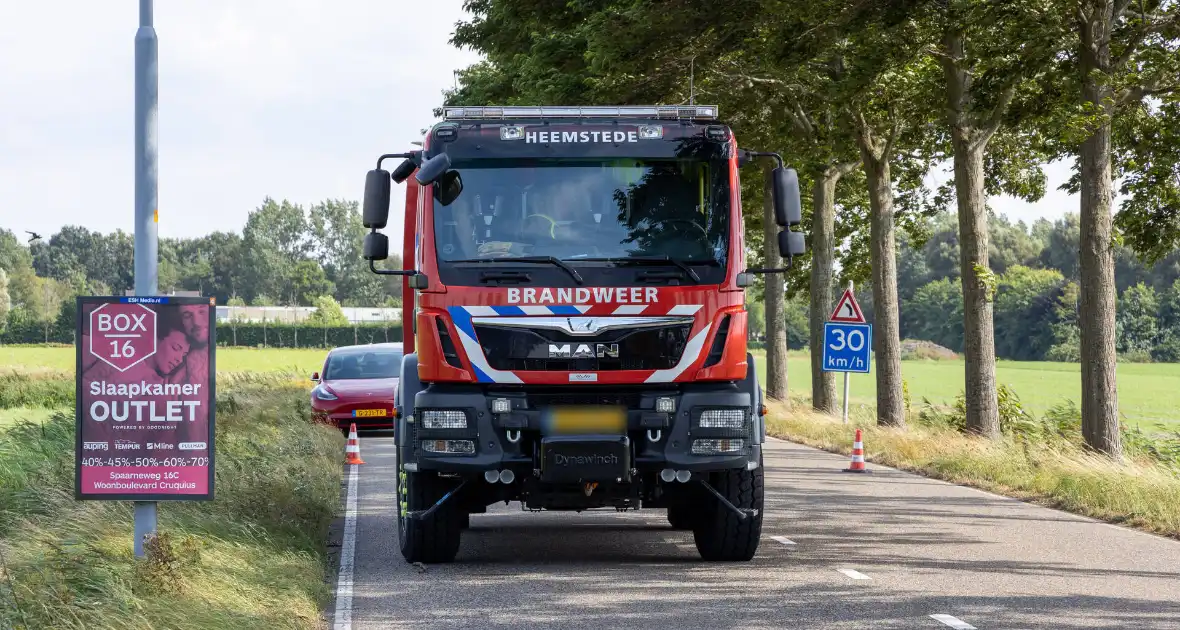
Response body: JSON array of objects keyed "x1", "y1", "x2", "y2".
[
  {"x1": 0, "y1": 319, "x2": 404, "y2": 349},
  {"x1": 216, "y1": 322, "x2": 405, "y2": 348}
]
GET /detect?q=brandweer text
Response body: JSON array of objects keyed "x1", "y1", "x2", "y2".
[{"x1": 507, "y1": 287, "x2": 659, "y2": 305}]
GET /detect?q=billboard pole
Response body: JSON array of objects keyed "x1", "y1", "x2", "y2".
[{"x1": 133, "y1": 0, "x2": 159, "y2": 559}]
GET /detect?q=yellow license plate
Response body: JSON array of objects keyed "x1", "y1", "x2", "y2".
[
  {"x1": 545, "y1": 406, "x2": 626, "y2": 435},
  {"x1": 353, "y1": 409, "x2": 388, "y2": 418}
]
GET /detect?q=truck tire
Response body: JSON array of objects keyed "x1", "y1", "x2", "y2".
[
  {"x1": 396, "y1": 467, "x2": 462, "y2": 563},
  {"x1": 667, "y1": 504, "x2": 696, "y2": 530},
  {"x1": 691, "y1": 457, "x2": 764, "y2": 561}
]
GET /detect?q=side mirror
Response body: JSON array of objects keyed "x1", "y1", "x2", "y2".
[
  {"x1": 363, "y1": 169, "x2": 391, "y2": 229},
  {"x1": 778, "y1": 230, "x2": 806, "y2": 258},
  {"x1": 436, "y1": 170, "x2": 464, "y2": 206},
  {"x1": 415, "y1": 152, "x2": 452, "y2": 185},
  {"x1": 771, "y1": 167, "x2": 802, "y2": 227},
  {"x1": 364, "y1": 232, "x2": 390, "y2": 261},
  {"x1": 311, "y1": 372, "x2": 320, "y2": 382},
  {"x1": 391, "y1": 158, "x2": 417, "y2": 184}
]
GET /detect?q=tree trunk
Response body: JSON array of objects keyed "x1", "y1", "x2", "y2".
[
  {"x1": 1078, "y1": 2, "x2": 1122, "y2": 457},
  {"x1": 943, "y1": 27, "x2": 1000, "y2": 438},
  {"x1": 809, "y1": 165, "x2": 854, "y2": 414},
  {"x1": 763, "y1": 168, "x2": 789, "y2": 401},
  {"x1": 859, "y1": 145, "x2": 905, "y2": 427},
  {"x1": 951, "y1": 138, "x2": 1000, "y2": 437}
]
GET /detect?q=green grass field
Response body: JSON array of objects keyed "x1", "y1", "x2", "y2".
[
  {"x1": 0, "y1": 407, "x2": 56, "y2": 431},
  {"x1": 0, "y1": 345, "x2": 328, "y2": 376},
  {"x1": 3, "y1": 345, "x2": 1177, "y2": 428},
  {"x1": 754, "y1": 351, "x2": 1180, "y2": 429}
]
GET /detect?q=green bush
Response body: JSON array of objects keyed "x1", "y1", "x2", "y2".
[{"x1": 216, "y1": 322, "x2": 402, "y2": 348}]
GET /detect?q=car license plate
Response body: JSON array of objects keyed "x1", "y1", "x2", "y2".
[
  {"x1": 353, "y1": 409, "x2": 387, "y2": 418},
  {"x1": 543, "y1": 406, "x2": 626, "y2": 435}
]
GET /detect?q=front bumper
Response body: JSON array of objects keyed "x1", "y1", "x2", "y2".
[{"x1": 401, "y1": 383, "x2": 760, "y2": 476}]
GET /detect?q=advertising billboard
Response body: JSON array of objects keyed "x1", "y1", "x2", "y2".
[{"x1": 75, "y1": 296, "x2": 216, "y2": 501}]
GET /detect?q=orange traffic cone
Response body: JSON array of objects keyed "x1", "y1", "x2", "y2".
[
  {"x1": 843, "y1": 428, "x2": 869, "y2": 473},
  {"x1": 345, "y1": 423, "x2": 365, "y2": 465}
]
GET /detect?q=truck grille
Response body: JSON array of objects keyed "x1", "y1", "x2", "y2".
[{"x1": 474, "y1": 322, "x2": 691, "y2": 371}]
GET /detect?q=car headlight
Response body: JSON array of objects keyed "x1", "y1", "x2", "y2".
[
  {"x1": 313, "y1": 385, "x2": 338, "y2": 401},
  {"x1": 698, "y1": 409, "x2": 745, "y2": 429},
  {"x1": 421, "y1": 409, "x2": 467, "y2": 429}
]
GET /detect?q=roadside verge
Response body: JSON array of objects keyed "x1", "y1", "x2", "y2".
[
  {"x1": 767, "y1": 399, "x2": 1180, "y2": 540},
  {"x1": 0, "y1": 375, "x2": 343, "y2": 630}
]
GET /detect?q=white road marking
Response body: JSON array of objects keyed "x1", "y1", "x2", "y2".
[
  {"x1": 837, "y1": 569, "x2": 871, "y2": 580},
  {"x1": 771, "y1": 535, "x2": 796, "y2": 546},
  {"x1": 930, "y1": 614, "x2": 976, "y2": 629},
  {"x1": 332, "y1": 465, "x2": 359, "y2": 630}
]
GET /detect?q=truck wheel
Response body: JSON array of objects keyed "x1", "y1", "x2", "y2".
[
  {"x1": 396, "y1": 467, "x2": 462, "y2": 563},
  {"x1": 667, "y1": 504, "x2": 696, "y2": 530},
  {"x1": 691, "y1": 458, "x2": 764, "y2": 561}
]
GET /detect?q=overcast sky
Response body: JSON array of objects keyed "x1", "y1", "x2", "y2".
[{"x1": 0, "y1": 1, "x2": 1076, "y2": 255}]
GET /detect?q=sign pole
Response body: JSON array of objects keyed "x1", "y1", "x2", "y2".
[
  {"x1": 133, "y1": 0, "x2": 159, "y2": 559},
  {"x1": 842, "y1": 281, "x2": 852, "y2": 425}
]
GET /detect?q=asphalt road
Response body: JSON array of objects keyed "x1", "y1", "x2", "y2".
[{"x1": 334, "y1": 435, "x2": 1180, "y2": 629}]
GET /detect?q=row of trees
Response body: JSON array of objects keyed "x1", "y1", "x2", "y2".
[
  {"x1": 445, "y1": 0, "x2": 1180, "y2": 457},
  {"x1": 0, "y1": 199, "x2": 405, "y2": 337},
  {"x1": 753, "y1": 268, "x2": 1180, "y2": 364}
]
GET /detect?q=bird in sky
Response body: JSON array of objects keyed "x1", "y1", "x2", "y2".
[{"x1": 25, "y1": 231, "x2": 41, "y2": 243}]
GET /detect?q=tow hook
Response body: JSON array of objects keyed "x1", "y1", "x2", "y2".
[
  {"x1": 406, "y1": 480, "x2": 468, "y2": 521},
  {"x1": 698, "y1": 479, "x2": 759, "y2": 521},
  {"x1": 583, "y1": 482, "x2": 598, "y2": 497}
]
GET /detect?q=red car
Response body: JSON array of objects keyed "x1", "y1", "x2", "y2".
[{"x1": 310, "y1": 342, "x2": 403, "y2": 432}]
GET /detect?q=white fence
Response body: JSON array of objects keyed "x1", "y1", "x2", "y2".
[{"x1": 215, "y1": 305, "x2": 402, "y2": 324}]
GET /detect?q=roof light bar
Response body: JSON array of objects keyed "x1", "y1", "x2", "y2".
[{"x1": 443, "y1": 105, "x2": 719, "y2": 121}]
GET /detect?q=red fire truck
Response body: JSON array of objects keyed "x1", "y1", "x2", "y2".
[{"x1": 360, "y1": 105, "x2": 804, "y2": 563}]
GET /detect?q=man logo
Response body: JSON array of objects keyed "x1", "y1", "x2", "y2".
[{"x1": 548, "y1": 343, "x2": 619, "y2": 359}]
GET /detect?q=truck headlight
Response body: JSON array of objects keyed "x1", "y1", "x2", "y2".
[
  {"x1": 421, "y1": 410, "x2": 467, "y2": 429},
  {"x1": 421, "y1": 439, "x2": 475, "y2": 454},
  {"x1": 655, "y1": 397, "x2": 676, "y2": 413},
  {"x1": 698, "y1": 409, "x2": 744, "y2": 429},
  {"x1": 692, "y1": 438, "x2": 745, "y2": 455}
]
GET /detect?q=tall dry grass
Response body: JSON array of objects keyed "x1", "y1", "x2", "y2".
[{"x1": 0, "y1": 375, "x2": 342, "y2": 630}]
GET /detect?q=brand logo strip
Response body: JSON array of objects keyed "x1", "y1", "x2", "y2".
[{"x1": 463, "y1": 304, "x2": 698, "y2": 317}]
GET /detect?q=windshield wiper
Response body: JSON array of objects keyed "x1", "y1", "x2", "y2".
[
  {"x1": 572, "y1": 256, "x2": 704, "y2": 284},
  {"x1": 449, "y1": 257, "x2": 584, "y2": 285}
]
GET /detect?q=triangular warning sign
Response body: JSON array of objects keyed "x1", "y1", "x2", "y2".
[{"x1": 829, "y1": 289, "x2": 866, "y2": 323}]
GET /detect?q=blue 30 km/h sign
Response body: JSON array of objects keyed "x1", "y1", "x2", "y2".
[{"x1": 822, "y1": 322, "x2": 872, "y2": 373}]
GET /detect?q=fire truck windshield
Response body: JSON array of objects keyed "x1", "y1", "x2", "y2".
[{"x1": 433, "y1": 159, "x2": 730, "y2": 267}]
